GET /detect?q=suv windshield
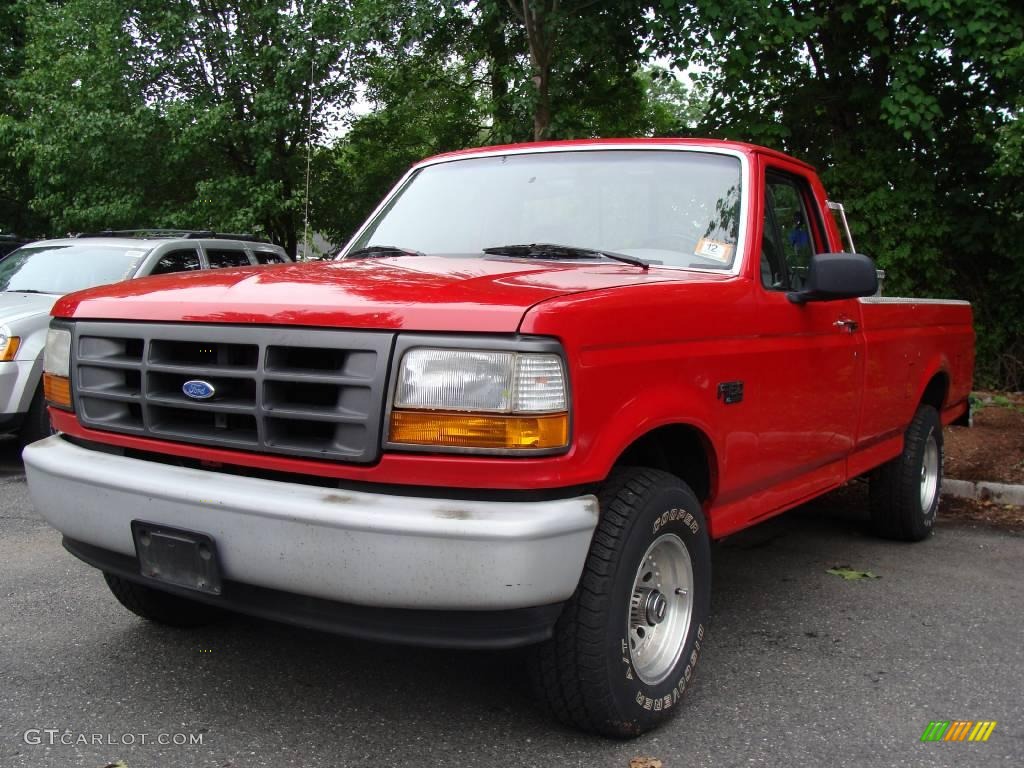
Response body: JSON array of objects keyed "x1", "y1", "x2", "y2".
[
  {"x1": 350, "y1": 150, "x2": 744, "y2": 270},
  {"x1": 0, "y1": 244, "x2": 148, "y2": 294}
]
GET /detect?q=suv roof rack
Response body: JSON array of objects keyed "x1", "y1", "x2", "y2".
[{"x1": 75, "y1": 229, "x2": 270, "y2": 244}]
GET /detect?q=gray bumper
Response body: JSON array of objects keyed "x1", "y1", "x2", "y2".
[{"x1": 24, "y1": 436, "x2": 598, "y2": 611}]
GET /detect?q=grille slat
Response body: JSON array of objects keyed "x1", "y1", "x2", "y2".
[
  {"x1": 76, "y1": 390, "x2": 142, "y2": 403},
  {"x1": 260, "y1": 406, "x2": 367, "y2": 423},
  {"x1": 262, "y1": 372, "x2": 374, "y2": 385},
  {"x1": 145, "y1": 395, "x2": 257, "y2": 414},
  {"x1": 75, "y1": 357, "x2": 146, "y2": 371},
  {"x1": 146, "y1": 363, "x2": 260, "y2": 378},
  {"x1": 72, "y1": 322, "x2": 393, "y2": 464}
]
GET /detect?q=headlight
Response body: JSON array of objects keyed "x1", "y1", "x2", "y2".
[
  {"x1": 0, "y1": 327, "x2": 20, "y2": 361},
  {"x1": 44, "y1": 327, "x2": 71, "y2": 376},
  {"x1": 389, "y1": 347, "x2": 569, "y2": 452},
  {"x1": 43, "y1": 326, "x2": 73, "y2": 409}
]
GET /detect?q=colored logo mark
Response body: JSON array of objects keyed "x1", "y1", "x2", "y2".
[
  {"x1": 920, "y1": 721, "x2": 997, "y2": 742},
  {"x1": 182, "y1": 379, "x2": 216, "y2": 400}
]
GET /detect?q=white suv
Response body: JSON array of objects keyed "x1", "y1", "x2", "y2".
[{"x1": 0, "y1": 230, "x2": 289, "y2": 444}]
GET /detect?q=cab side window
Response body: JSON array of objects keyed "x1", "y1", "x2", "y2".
[
  {"x1": 206, "y1": 249, "x2": 252, "y2": 269},
  {"x1": 761, "y1": 173, "x2": 821, "y2": 291},
  {"x1": 149, "y1": 248, "x2": 201, "y2": 276}
]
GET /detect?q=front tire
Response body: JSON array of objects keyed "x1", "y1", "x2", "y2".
[
  {"x1": 869, "y1": 404, "x2": 943, "y2": 541},
  {"x1": 103, "y1": 573, "x2": 222, "y2": 628},
  {"x1": 529, "y1": 467, "x2": 711, "y2": 737}
]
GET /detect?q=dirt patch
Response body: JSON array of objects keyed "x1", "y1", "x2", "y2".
[
  {"x1": 939, "y1": 495, "x2": 1024, "y2": 533},
  {"x1": 944, "y1": 395, "x2": 1024, "y2": 485}
]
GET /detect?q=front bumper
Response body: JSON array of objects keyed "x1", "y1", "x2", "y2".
[{"x1": 24, "y1": 436, "x2": 599, "y2": 614}]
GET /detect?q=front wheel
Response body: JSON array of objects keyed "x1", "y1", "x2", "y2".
[{"x1": 529, "y1": 467, "x2": 711, "y2": 737}]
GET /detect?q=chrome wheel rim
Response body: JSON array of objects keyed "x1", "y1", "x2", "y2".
[
  {"x1": 920, "y1": 430, "x2": 940, "y2": 512},
  {"x1": 627, "y1": 533, "x2": 694, "y2": 685}
]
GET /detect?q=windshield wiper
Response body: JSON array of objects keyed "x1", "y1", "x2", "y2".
[
  {"x1": 342, "y1": 245, "x2": 425, "y2": 260},
  {"x1": 4, "y1": 289, "x2": 54, "y2": 294},
  {"x1": 482, "y1": 243, "x2": 649, "y2": 270}
]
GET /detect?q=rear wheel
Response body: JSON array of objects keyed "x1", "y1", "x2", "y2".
[
  {"x1": 869, "y1": 404, "x2": 943, "y2": 541},
  {"x1": 103, "y1": 573, "x2": 222, "y2": 628},
  {"x1": 529, "y1": 467, "x2": 711, "y2": 737}
]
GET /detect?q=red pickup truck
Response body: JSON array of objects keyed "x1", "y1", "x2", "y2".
[{"x1": 24, "y1": 139, "x2": 974, "y2": 737}]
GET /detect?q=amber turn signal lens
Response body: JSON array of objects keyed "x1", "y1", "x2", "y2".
[
  {"x1": 0, "y1": 335, "x2": 20, "y2": 361},
  {"x1": 43, "y1": 373, "x2": 73, "y2": 409},
  {"x1": 389, "y1": 410, "x2": 568, "y2": 451}
]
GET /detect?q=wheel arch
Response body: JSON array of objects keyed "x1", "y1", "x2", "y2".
[
  {"x1": 612, "y1": 422, "x2": 718, "y2": 504},
  {"x1": 918, "y1": 366, "x2": 950, "y2": 412}
]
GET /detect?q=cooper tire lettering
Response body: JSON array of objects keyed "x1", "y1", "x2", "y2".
[{"x1": 529, "y1": 468, "x2": 712, "y2": 737}]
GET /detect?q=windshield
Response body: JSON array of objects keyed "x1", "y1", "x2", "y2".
[
  {"x1": 350, "y1": 150, "x2": 744, "y2": 270},
  {"x1": 0, "y1": 244, "x2": 149, "y2": 294}
]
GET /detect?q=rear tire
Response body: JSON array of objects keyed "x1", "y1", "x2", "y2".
[
  {"x1": 18, "y1": 384, "x2": 53, "y2": 446},
  {"x1": 529, "y1": 467, "x2": 711, "y2": 737},
  {"x1": 103, "y1": 573, "x2": 222, "y2": 628},
  {"x1": 869, "y1": 404, "x2": 943, "y2": 541}
]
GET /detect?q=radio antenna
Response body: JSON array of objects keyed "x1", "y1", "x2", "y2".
[{"x1": 302, "y1": 56, "x2": 314, "y2": 260}]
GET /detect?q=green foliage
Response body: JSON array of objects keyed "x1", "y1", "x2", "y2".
[{"x1": 0, "y1": 0, "x2": 47, "y2": 236}]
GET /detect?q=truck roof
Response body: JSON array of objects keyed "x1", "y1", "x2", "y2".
[{"x1": 418, "y1": 138, "x2": 817, "y2": 172}]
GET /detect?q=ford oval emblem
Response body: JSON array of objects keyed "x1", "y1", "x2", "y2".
[{"x1": 182, "y1": 380, "x2": 216, "y2": 400}]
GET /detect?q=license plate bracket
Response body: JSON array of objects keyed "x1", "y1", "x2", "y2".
[{"x1": 131, "y1": 521, "x2": 222, "y2": 595}]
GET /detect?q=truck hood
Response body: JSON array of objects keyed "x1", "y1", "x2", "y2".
[
  {"x1": 53, "y1": 256, "x2": 682, "y2": 333},
  {"x1": 0, "y1": 291, "x2": 61, "y2": 327}
]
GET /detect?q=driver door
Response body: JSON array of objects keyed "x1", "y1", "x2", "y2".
[{"x1": 751, "y1": 168, "x2": 865, "y2": 512}]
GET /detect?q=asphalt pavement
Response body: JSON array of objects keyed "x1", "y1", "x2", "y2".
[{"x1": 1, "y1": 435, "x2": 1021, "y2": 768}]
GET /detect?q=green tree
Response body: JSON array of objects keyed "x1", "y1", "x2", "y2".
[
  {"x1": 0, "y1": 0, "x2": 48, "y2": 236},
  {"x1": 11, "y1": 0, "x2": 191, "y2": 233},
  {"x1": 498, "y1": 0, "x2": 660, "y2": 140},
  {"x1": 130, "y1": 0, "x2": 365, "y2": 255}
]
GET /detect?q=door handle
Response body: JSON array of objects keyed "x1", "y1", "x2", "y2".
[{"x1": 833, "y1": 317, "x2": 859, "y2": 333}]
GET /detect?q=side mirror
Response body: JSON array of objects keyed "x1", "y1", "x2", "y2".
[{"x1": 787, "y1": 252, "x2": 879, "y2": 304}]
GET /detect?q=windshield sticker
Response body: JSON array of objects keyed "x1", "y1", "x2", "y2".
[{"x1": 695, "y1": 238, "x2": 733, "y2": 263}]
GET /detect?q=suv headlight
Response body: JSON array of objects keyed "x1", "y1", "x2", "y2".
[
  {"x1": 43, "y1": 326, "x2": 73, "y2": 409},
  {"x1": 388, "y1": 347, "x2": 569, "y2": 453}
]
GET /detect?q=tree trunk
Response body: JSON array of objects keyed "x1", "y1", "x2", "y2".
[
  {"x1": 533, "y1": 67, "x2": 552, "y2": 141},
  {"x1": 510, "y1": 0, "x2": 556, "y2": 141}
]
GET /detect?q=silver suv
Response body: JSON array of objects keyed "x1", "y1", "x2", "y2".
[{"x1": 0, "y1": 230, "x2": 289, "y2": 444}]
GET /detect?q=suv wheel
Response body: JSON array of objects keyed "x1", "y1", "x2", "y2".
[
  {"x1": 19, "y1": 384, "x2": 53, "y2": 446},
  {"x1": 529, "y1": 467, "x2": 711, "y2": 737}
]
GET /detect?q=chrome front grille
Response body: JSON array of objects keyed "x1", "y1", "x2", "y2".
[{"x1": 72, "y1": 322, "x2": 394, "y2": 463}]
